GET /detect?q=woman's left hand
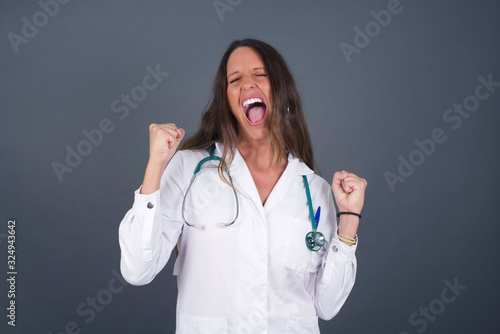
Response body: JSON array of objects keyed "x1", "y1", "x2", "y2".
[{"x1": 332, "y1": 171, "x2": 367, "y2": 215}]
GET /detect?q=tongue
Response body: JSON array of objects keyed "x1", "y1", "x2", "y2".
[{"x1": 247, "y1": 105, "x2": 266, "y2": 123}]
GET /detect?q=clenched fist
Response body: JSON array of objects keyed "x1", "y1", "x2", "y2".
[
  {"x1": 332, "y1": 171, "x2": 367, "y2": 214},
  {"x1": 332, "y1": 171, "x2": 367, "y2": 244},
  {"x1": 148, "y1": 123, "x2": 185, "y2": 167},
  {"x1": 140, "y1": 123, "x2": 185, "y2": 194}
]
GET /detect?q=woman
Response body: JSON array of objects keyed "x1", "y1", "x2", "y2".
[{"x1": 119, "y1": 39, "x2": 367, "y2": 333}]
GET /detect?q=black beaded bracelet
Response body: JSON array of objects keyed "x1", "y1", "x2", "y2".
[{"x1": 337, "y1": 212, "x2": 362, "y2": 219}]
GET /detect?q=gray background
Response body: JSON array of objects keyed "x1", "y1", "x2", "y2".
[{"x1": 1, "y1": 0, "x2": 499, "y2": 333}]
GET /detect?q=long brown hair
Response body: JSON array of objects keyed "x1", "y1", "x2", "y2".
[{"x1": 181, "y1": 38, "x2": 314, "y2": 175}]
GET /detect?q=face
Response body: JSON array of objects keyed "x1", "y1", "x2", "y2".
[{"x1": 226, "y1": 46, "x2": 272, "y2": 141}]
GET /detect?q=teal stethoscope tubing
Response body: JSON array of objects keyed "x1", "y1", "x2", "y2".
[
  {"x1": 303, "y1": 175, "x2": 325, "y2": 251},
  {"x1": 181, "y1": 145, "x2": 239, "y2": 229},
  {"x1": 181, "y1": 146, "x2": 324, "y2": 251}
]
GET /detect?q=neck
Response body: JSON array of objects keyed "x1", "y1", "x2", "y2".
[{"x1": 237, "y1": 136, "x2": 286, "y2": 171}]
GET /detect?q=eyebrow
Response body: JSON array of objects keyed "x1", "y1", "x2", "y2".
[{"x1": 227, "y1": 67, "x2": 266, "y2": 78}]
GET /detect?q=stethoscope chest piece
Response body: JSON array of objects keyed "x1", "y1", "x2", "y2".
[{"x1": 305, "y1": 231, "x2": 325, "y2": 252}]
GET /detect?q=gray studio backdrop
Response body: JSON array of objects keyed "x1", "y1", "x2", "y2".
[{"x1": 1, "y1": 0, "x2": 499, "y2": 333}]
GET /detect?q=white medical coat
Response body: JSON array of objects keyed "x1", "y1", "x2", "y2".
[{"x1": 119, "y1": 142, "x2": 357, "y2": 333}]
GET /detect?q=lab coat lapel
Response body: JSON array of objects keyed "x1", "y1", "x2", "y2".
[
  {"x1": 263, "y1": 155, "x2": 313, "y2": 213},
  {"x1": 214, "y1": 143, "x2": 263, "y2": 208},
  {"x1": 214, "y1": 143, "x2": 314, "y2": 212}
]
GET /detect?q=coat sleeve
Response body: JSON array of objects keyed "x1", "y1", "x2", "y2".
[
  {"x1": 312, "y1": 186, "x2": 358, "y2": 320},
  {"x1": 118, "y1": 151, "x2": 187, "y2": 285}
]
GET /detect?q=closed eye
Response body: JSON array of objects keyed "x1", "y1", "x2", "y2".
[{"x1": 229, "y1": 74, "x2": 266, "y2": 84}]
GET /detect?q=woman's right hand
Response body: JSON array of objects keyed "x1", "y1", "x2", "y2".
[
  {"x1": 140, "y1": 123, "x2": 185, "y2": 194},
  {"x1": 148, "y1": 123, "x2": 185, "y2": 167}
]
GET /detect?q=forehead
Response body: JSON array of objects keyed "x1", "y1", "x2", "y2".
[{"x1": 226, "y1": 46, "x2": 265, "y2": 72}]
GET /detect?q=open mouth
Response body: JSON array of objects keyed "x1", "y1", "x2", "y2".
[{"x1": 242, "y1": 97, "x2": 267, "y2": 126}]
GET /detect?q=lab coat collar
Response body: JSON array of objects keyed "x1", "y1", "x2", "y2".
[
  {"x1": 213, "y1": 142, "x2": 313, "y2": 211},
  {"x1": 213, "y1": 142, "x2": 314, "y2": 176}
]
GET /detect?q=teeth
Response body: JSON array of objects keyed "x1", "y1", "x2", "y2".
[{"x1": 243, "y1": 98, "x2": 263, "y2": 108}]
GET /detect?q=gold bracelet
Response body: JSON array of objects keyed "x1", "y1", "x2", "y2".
[
  {"x1": 338, "y1": 233, "x2": 356, "y2": 242},
  {"x1": 337, "y1": 234, "x2": 356, "y2": 244}
]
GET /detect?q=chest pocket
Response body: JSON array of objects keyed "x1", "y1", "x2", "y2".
[{"x1": 284, "y1": 216, "x2": 321, "y2": 273}]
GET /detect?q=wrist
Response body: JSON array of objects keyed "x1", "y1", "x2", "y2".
[
  {"x1": 337, "y1": 214, "x2": 359, "y2": 239},
  {"x1": 337, "y1": 206, "x2": 362, "y2": 214},
  {"x1": 147, "y1": 156, "x2": 169, "y2": 170},
  {"x1": 337, "y1": 231, "x2": 357, "y2": 246},
  {"x1": 140, "y1": 160, "x2": 167, "y2": 195}
]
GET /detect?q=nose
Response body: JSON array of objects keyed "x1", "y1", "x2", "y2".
[{"x1": 241, "y1": 75, "x2": 255, "y2": 90}]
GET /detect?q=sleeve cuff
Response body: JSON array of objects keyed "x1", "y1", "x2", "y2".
[
  {"x1": 328, "y1": 235, "x2": 358, "y2": 262},
  {"x1": 132, "y1": 186, "x2": 160, "y2": 213},
  {"x1": 132, "y1": 186, "x2": 160, "y2": 261},
  {"x1": 317, "y1": 236, "x2": 358, "y2": 295}
]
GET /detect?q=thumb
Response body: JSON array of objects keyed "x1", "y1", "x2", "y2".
[
  {"x1": 176, "y1": 128, "x2": 185, "y2": 142},
  {"x1": 332, "y1": 171, "x2": 347, "y2": 194}
]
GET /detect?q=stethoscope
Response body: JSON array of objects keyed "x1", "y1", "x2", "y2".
[
  {"x1": 181, "y1": 145, "x2": 239, "y2": 229},
  {"x1": 302, "y1": 175, "x2": 325, "y2": 252},
  {"x1": 182, "y1": 145, "x2": 325, "y2": 251}
]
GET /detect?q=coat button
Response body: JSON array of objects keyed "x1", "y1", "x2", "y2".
[
  {"x1": 147, "y1": 202, "x2": 154, "y2": 209},
  {"x1": 332, "y1": 246, "x2": 338, "y2": 252}
]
